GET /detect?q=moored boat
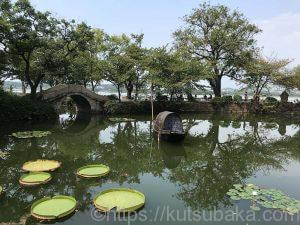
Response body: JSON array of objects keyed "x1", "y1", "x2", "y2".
[{"x1": 153, "y1": 111, "x2": 186, "y2": 142}]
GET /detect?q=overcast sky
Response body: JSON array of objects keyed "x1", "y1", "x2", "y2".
[{"x1": 30, "y1": 0, "x2": 300, "y2": 88}]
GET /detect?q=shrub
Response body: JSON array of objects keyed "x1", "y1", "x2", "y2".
[
  {"x1": 264, "y1": 97, "x2": 279, "y2": 104},
  {"x1": 211, "y1": 96, "x2": 232, "y2": 107},
  {"x1": 104, "y1": 100, "x2": 151, "y2": 115},
  {"x1": 156, "y1": 92, "x2": 168, "y2": 101},
  {"x1": 0, "y1": 90, "x2": 57, "y2": 122},
  {"x1": 233, "y1": 95, "x2": 243, "y2": 104},
  {"x1": 107, "y1": 94, "x2": 118, "y2": 100}
]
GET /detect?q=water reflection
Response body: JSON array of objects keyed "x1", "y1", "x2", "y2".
[{"x1": 0, "y1": 114, "x2": 300, "y2": 224}]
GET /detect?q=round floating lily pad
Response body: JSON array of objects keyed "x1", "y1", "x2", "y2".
[
  {"x1": 19, "y1": 172, "x2": 52, "y2": 186},
  {"x1": 12, "y1": 131, "x2": 51, "y2": 139},
  {"x1": 109, "y1": 118, "x2": 136, "y2": 122},
  {"x1": 22, "y1": 160, "x2": 61, "y2": 172},
  {"x1": 31, "y1": 195, "x2": 77, "y2": 220},
  {"x1": 77, "y1": 164, "x2": 110, "y2": 178},
  {"x1": 93, "y1": 188, "x2": 145, "y2": 213}
]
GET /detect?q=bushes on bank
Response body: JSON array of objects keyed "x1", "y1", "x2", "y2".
[
  {"x1": 264, "y1": 97, "x2": 279, "y2": 104},
  {"x1": 211, "y1": 96, "x2": 233, "y2": 107},
  {"x1": 0, "y1": 89, "x2": 57, "y2": 122},
  {"x1": 103, "y1": 100, "x2": 199, "y2": 115},
  {"x1": 233, "y1": 95, "x2": 243, "y2": 104}
]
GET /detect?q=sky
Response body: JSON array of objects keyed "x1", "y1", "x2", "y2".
[{"x1": 29, "y1": 0, "x2": 300, "y2": 88}]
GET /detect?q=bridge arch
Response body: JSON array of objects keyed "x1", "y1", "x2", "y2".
[{"x1": 40, "y1": 84, "x2": 109, "y2": 114}]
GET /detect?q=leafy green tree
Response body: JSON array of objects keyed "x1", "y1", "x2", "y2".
[
  {"x1": 124, "y1": 34, "x2": 148, "y2": 100},
  {"x1": 173, "y1": 2, "x2": 261, "y2": 97},
  {"x1": 276, "y1": 65, "x2": 300, "y2": 91},
  {"x1": 147, "y1": 47, "x2": 205, "y2": 100},
  {"x1": 0, "y1": 0, "x2": 58, "y2": 98},
  {"x1": 104, "y1": 34, "x2": 132, "y2": 100},
  {"x1": 240, "y1": 56, "x2": 290, "y2": 97},
  {"x1": 46, "y1": 20, "x2": 95, "y2": 87}
]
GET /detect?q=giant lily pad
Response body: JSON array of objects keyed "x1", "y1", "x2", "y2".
[
  {"x1": 31, "y1": 195, "x2": 77, "y2": 220},
  {"x1": 93, "y1": 188, "x2": 145, "y2": 213},
  {"x1": 22, "y1": 160, "x2": 61, "y2": 172},
  {"x1": 19, "y1": 172, "x2": 52, "y2": 186},
  {"x1": 77, "y1": 164, "x2": 110, "y2": 178},
  {"x1": 109, "y1": 118, "x2": 136, "y2": 122},
  {"x1": 12, "y1": 131, "x2": 51, "y2": 139}
]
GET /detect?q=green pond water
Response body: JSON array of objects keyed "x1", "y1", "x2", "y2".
[{"x1": 1, "y1": 113, "x2": 300, "y2": 224}]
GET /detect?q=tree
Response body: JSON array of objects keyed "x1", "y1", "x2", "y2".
[
  {"x1": 276, "y1": 65, "x2": 300, "y2": 91},
  {"x1": 147, "y1": 47, "x2": 206, "y2": 100},
  {"x1": 240, "y1": 56, "x2": 290, "y2": 97},
  {"x1": 173, "y1": 2, "x2": 261, "y2": 97},
  {"x1": 125, "y1": 34, "x2": 148, "y2": 100},
  {"x1": 0, "y1": 0, "x2": 58, "y2": 98},
  {"x1": 104, "y1": 34, "x2": 132, "y2": 101},
  {"x1": 47, "y1": 20, "x2": 95, "y2": 87}
]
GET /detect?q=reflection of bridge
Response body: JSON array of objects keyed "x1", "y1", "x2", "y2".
[{"x1": 40, "y1": 84, "x2": 109, "y2": 113}]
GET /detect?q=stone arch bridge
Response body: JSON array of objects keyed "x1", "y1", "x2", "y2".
[{"x1": 39, "y1": 84, "x2": 109, "y2": 113}]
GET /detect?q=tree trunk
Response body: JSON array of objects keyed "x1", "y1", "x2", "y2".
[
  {"x1": 91, "y1": 81, "x2": 95, "y2": 92},
  {"x1": 135, "y1": 85, "x2": 139, "y2": 101},
  {"x1": 22, "y1": 81, "x2": 26, "y2": 94},
  {"x1": 117, "y1": 85, "x2": 121, "y2": 102},
  {"x1": 39, "y1": 82, "x2": 43, "y2": 93},
  {"x1": 30, "y1": 85, "x2": 37, "y2": 99},
  {"x1": 126, "y1": 82, "x2": 134, "y2": 99},
  {"x1": 209, "y1": 76, "x2": 222, "y2": 97},
  {"x1": 24, "y1": 61, "x2": 36, "y2": 100}
]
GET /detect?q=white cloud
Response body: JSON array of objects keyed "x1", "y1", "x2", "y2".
[{"x1": 256, "y1": 13, "x2": 300, "y2": 66}]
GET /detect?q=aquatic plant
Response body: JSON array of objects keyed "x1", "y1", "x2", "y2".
[
  {"x1": 22, "y1": 160, "x2": 61, "y2": 172},
  {"x1": 12, "y1": 131, "x2": 51, "y2": 139},
  {"x1": 31, "y1": 196, "x2": 77, "y2": 220},
  {"x1": 77, "y1": 164, "x2": 110, "y2": 178},
  {"x1": 109, "y1": 118, "x2": 136, "y2": 122},
  {"x1": 19, "y1": 172, "x2": 52, "y2": 186},
  {"x1": 0, "y1": 150, "x2": 9, "y2": 160},
  {"x1": 227, "y1": 184, "x2": 300, "y2": 215},
  {"x1": 93, "y1": 188, "x2": 145, "y2": 213}
]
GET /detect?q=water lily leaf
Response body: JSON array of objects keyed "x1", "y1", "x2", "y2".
[
  {"x1": 250, "y1": 206, "x2": 261, "y2": 211},
  {"x1": 0, "y1": 151, "x2": 9, "y2": 160},
  {"x1": 230, "y1": 196, "x2": 241, "y2": 201},
  {"x1": 19, "y1": 172, "x2": 52, "y2": 186},
  {"x1": 233, "y1": 184, "x2": 243, "y2": 189},
  {"x1": 109, "y1": 118, "x2": 136, "y2": 122},
  {"x1": 227, "y1": 192, "x2": 237, "y2": 196},
  {"x1": 31, "y1": 196, "x2": 77, "y2": 220},
  {"x1": 77, "y1": 164, "x2": 110, "y2": 178},
  {"x1": 12, "y1": 131, "x2": 51, "y2": 139},
  {"x1": 22, "y1": 160, "x2": 61, "y2": 172},
  {"x1": 93, "y1": 188, "x2": 145, "y2": 213}
]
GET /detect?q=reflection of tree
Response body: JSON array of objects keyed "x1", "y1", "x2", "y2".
[{"x1": 168, "y1": 117, "x2": 298, "y2": 211}]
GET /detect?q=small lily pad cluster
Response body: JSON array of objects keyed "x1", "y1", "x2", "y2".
[
  {"x1": 227, "y1": 184, "x2": 300, "y2": 215},
  {"x1": 12, "y1": 131, "x2": 51, "y2": 139}
]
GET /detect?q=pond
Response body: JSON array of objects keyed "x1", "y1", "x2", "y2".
[{"x1": 0, "y1": 113, "x2": 300, "y2": 224}]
